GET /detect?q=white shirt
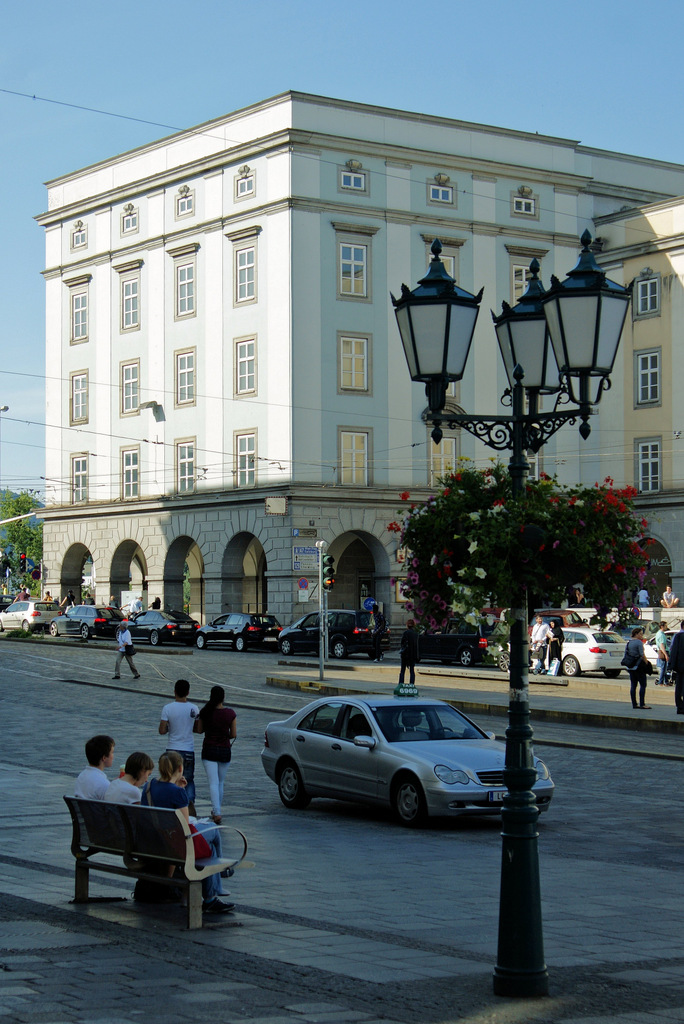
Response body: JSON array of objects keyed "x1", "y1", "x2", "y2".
[
  {"x1": 117, "y1": 627, "x2": 132, "y2": 652},
  {"x1": 663, "y1": 590, "x2": 677, "y2": 604},
  {"x1": 161, "y1": 700, "x2": 199, "y2": 752},
  {"x1": 637, "y1": 589, "x2": 649, "y2": 605},
  {"x1": 531, "y1": 621, "x2": 550, "y2": 645},
  {"x1": 74, "y1": 766, "x2": 110, "y2": 800},
  {"x1": 104, "y1": 778, "x2": 141, "y2": 804},
  {"x1": 131, "y1": 599, "x2": 143, "y2": 614}
]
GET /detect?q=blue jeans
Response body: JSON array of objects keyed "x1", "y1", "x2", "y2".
[
  {"x1": 657, "y1": 658, "x2": 669, "y2": 685},
  {"x1": 193, "y1": 820, "x2": 223, "y2": 902},
  {"x1": 202, "y1": 759, "x2": 229, "y2": 817},
  {"x1": 167, "y1": 749, "x2": 195, "y2": 804}
]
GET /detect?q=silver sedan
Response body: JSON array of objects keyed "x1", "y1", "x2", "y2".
[{"x1": 261, "y1": 696, "x2": 554, "y2": 827}]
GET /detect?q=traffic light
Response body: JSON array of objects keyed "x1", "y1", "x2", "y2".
[
  {"x1": 322, "y1": 553, "x2": 335, "y2": 591},
  {"x1": 19, "y1": 553, "x2": 27, "y2": 574}
]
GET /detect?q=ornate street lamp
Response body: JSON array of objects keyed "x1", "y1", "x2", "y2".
[{"x1": 392, "y1": 233, "x2": 631, "y2": 999}]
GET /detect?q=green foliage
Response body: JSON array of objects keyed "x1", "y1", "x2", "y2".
[
  {"x1": 0, "y1": 490, "x2": 43, "y2": 586},
  {"x1": 389, "y1": 461, "x2": 651, "y2": 629}
]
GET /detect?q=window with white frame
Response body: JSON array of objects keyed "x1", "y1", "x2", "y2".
[
  {"x1": 177, "y1": 441, "x2": 195, "y2": 493},
  {"x1": 339, "y1": 168, "x2": 367, "y2": 193},
  {"x1": 70, "y1": 372, "x2": 88, "y2": 424},
  {"x1": 428, "y1": 183, "x2": 454, "y2": 205},
  {"x1": 636, "y1": 350, "x2": 660, "y2": 406},
  {"x1": 511, "y1": 189, "x2": 538, "y2": 218},
  {"x1": 340, "y1": 430, "x2": 369, "y2": 485},
  {"x1": 72, "y1": 455, "x2": 88, "y2": 503},
  {"x1": 235, "y1": 169, "x2": 255, "y2": 199},
  {"x1": 422, "y1": 236, "x2": 462, "y2": 282},
  {"x1": 121, "y1": 274, "x2": 140, "y2": 330},
  {"x1": 339, "y1": 334, "x2": 369, "y2": 391},
  {"x1": 636, "y1": 439, "x2": 661, "y2": 493},
  {"x1": 635, "y1": 273, "x2": 660, "y2": 318},
  {"x1": 71, "y1": 221, "x2": 87, "y2": 249},
  {"x1": 122, "y1": 448, "x2": 139, "y2": 498},
  {"x1": 176, "y1": 260, "x2": 195, "y2": 317},
  {"x1": 512, "y1": 263, "x2": 530, "y2": 302},
  {"x1": 430, "y1": 437, "x2": 457, "y2": 486},
  {"x1": 121, "y1": 205, "x2": 138, "y2": 234},
  {"x1": 235, "y1": 338, "x2": 256, "y2": 395},
  {"x1": 71, "y1": 289, "x2": 88, "y2": 342},
  {"x1": 176, "y1": 350, "x2": 195, "y2": 405},
  {"x1": 339, "y1": 242, "x2": 367, "y2": 298},
  {"x1": 235, "y1": 432, "x2": 256, "y2": 486},
  {"x1": 235, "y1": 245, "x2": 256, "y2": 302},
  {"x1": 176, "y1": 186, "x2": 194, "y2": 218},
  {"x1": 121, "y1": 361, "x2": 139, "y2": 415}
]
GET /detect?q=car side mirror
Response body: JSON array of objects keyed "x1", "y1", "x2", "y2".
[
  {"x1": 353, "y1": 736, "x2": 376, "y2": 749},
  {"x1": 485, "y1": 731, "x2": 496, "y2": 741}
]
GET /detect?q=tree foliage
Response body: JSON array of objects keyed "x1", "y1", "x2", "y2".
[
  {"x1": 0, "y1": 491, "x2": 43, "y2": 581},
  {"x1": 388, "y1": 461, "x2": 651, "y2": 628}
]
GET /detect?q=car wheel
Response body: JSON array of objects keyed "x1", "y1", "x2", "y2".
[
  {"x1": 393, "y1": 774, "x2": 427, "y2": 827},
  {"x1": 150, "y1": 630, "x2": 161, "y2": 646},
  {"x1": 604, "y1": 668, "x2": 621, "y2": 678},
  {"x1": 277, "y1": 761, "x2": 311, "y2": 809},
  {"x1": 498, "y1": 651, "x2": 510, "y2": 673},
  {"x1": 235, "y1": 635, "x2": 246, "y2": 652},
  {"x1": 49, "y1": 621, "x2": 58, "y2": 637},
  {"x1": 80, "y1": 623, "x2": 90, "y2": 640},
  {"x1": 196, "y1": 633, "x2": 206, "y2": 650},
  {"x1": 22, "y1": 620, "x2": 31, "y2": 632},
  {"x1": 330, "y1": 638, "x2": 348, "y2": 659},
  {"x1": 279, "y1": 638, "x2": 293, "y2": 656},
  {"x1": 562, "y1": 654, "x2": 581, "y2": 677},
  {"x1": 458, "y1": 647, "x2": 474, "y2": 667}
]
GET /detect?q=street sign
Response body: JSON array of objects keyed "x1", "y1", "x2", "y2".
[
  {"x1": 297, "y1": 577, "x2": 309, "y2": 590},
  {"x1": 292, "y1": 545, "x2": 319, "y2": 573},
  {"x1": 31, "y1": 569, "x2": 41, "y2": 580},
  {"x1": 363, "y1": 597, "x2": 376, "y2": 611}
]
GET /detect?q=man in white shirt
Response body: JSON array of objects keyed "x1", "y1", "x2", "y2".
[
  {"x1": 104, "y1": 751, "x2": 154, "y2": 804},
  {"x1": 530, "y1": 615, "x2": 550, "y2": 673},
  {"x1": 661, "y1": 585, "x2": 680, "y2": 608},
  {"x1": 74, "y1": 735, "x2": 115, "y2": 799},
  {"x1": 130, "y1": 595, "x2": 144, "y2": 616},
  {"x1": 159, "y1": 679, "x2": 200, "y2": 813},
  {"x1": 113, "y1": 618, "x2": 140, "y2": 680}
]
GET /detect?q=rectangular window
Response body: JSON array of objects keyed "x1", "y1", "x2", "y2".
[
  {"x1": 71, "y1": 290, "x2": 88, "y2": 342},
  {"x1": 236, "y1": 246, "x2": 256, "y2": 302},
  {"x1": 512, "y1": 264, "x2": 530, "y2": 302},
  {"x1": 121, "y1": 362, "x2": 139, "y2": 415},
  {"x1": 235, "y1": 432, "x2": 256, "y2": 486},
  {"x1": 176, "y1": 350, "x2": 195, "y2": 405},
  {"x1": 513, "y1": 196, "x2": 535, "y2": 215},
  {"x1": 176, "y1": 191, "x2": 194, "y2": 217},
  {"x1": 236, "y1": 174, "x2": 255, "y2": 198},
  {"x1": 339, "y1": 335, "x2": 368, "y2": 391},
  {"x1": 636, "y1": 439, "x2": 661, "y2": 493},
  {"x1": 235, "y1": 339, "x2": 256, "y2": 394},
  {"x1": 340, "y1": 170, "x2": 366, "y2": 191},
  {"x1": 636, "y1": 277, "x2": 660, "y2": 317},
  {"x1": 175, "y1": 261, "x2": 195, "y2": 317},
  {"x1": 339, "y1": 242, "x2": 367, "y2": 297},
  {"x1": 121, "y1": 276, "x2": 139, "y2": 330},
  {"x1": 122, "y1": 448, "x2": 139, "y2": 499},
  {"x1": 177, "y1": 441, "x2": 195, "y2": 493},
  {"x1": 71, "y1": 225, "x2": 87, "y2": 248},
  {"x1": 72, "y1": 455, "x2": 88, "y2": 503},
  {"x1": 340, "y1": 430, "x2": 369, "y2": 485},
  {"x1": 430, "y1": 437, "x2": 457, "y2": 486},
  {"x1": 121, "y1": 208, "x2": 138, "y2": 233},
  {"x1": 428, "y1": 183, "x2": 454, "y2": 204},
  {"x1": 636, "y1": 351, "x2": 660, "y2": 405},
  {"x1": 71, "y1": 372, "x2": 88, "y2": 424}
]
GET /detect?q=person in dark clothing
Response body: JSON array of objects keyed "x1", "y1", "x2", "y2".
[
  {"x1": 668, "y1": 620, "x2": 684, "y2": 713},
  {"x1": 371, "y1": 603, "x2": 386, "y2": 662},
  {"x1": 548, "y1": 619, "x2": 564, "y2": 671},
  {"x1": 398, "y1": 619, "x2": 418, "y2": 687},
  {"x1": 624, "y1": 626, "x2": 651, "y2": 709}
]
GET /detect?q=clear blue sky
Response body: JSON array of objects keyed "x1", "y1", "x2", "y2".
[{"x1": 2, "y1": 0, "x2": 683, "y2": 497}]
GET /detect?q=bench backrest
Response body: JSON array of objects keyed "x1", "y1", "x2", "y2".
[
  {"x1": 64, "y1": 796, "x2": 192, "y2": 868},
  {"x1": 64, "y1": 795, "x2": 128, "y2": 856}
]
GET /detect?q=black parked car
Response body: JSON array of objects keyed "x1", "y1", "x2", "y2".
[
  {"x1": 417, "y1": 617, "x2": 492, "y2": 667},
  {"x1": 195, "y1": 612, "x2": 282, "y2": 651},
  {"x1": 49, "y1": 605, "x2": 125, "y2": 639},
  {"x1": 278, "y1": 609, "x2": 390, "y2": 660},
  {"x1": 128, "y1": 609, "x2": 199, "y2": 646}
]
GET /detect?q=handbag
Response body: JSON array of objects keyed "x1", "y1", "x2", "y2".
[
  {"x1": 547, "y1": 658, "x2": 561, "y2": 676},
  {"x1": 127, "y1": 645, "x2": 137, "y2": 657},
  {"x1": 621, "y1": 651, "x2": 640, "y2": 669},
  {"x1": 189, "y1": 823, "x2": 212, "y2": 860},
  {"x1": 645, "y1": 659, "x2": 653, "y2": 675}
]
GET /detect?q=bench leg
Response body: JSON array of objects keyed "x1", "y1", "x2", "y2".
[
  {"x1": 74, "y1": 863, "x2": 90, "y2": 903},
  {"x1": 187, "y1": 882, "x2": 203, "y2": 929}
]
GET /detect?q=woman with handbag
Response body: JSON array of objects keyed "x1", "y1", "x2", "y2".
[
  {"x1": 141, "y1": 750, "x2": 234, "y2": 914},
  {"x1": 196, "y1": 685, "x2": 236, "y2": 825},
  {"x1": 112, "y1": 618, "x2": 140, "y2": 680},
  {"x1": 548, "y1": 619, "x2": 564, "y2": 674},
  {"x1": 623, "y1": 626, "x2": 651, "y2": 709}
]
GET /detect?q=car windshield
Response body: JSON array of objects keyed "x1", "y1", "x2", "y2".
[
  {"x1": 596, "y1": 632, "x2": 624, "y2": 644},
  {"x1": 96, "y1": 608, "x2": 123, "y2": 620},
  {"x1": 256, "y1": 615, "x2": 280, "y2": 627},
  {"x1": 369, "y1": 704, "x2": 486, "y2": 743}
]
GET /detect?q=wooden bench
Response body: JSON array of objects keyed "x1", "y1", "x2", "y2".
[{"x1": 64, "y1": 796, "x2": 247, "y2": 929}]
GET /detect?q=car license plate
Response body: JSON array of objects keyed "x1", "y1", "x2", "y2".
[{"x1": 488, "y1": 790, "x2": 505, "y2": 803}]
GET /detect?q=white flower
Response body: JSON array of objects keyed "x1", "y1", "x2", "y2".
[
  {"x1": 474, "y1": 567, "x2": 487, "y2": 579},
  {"x1": 469, "y1": 512, "x2": 481, "y2": 521},
  {"x1": 457, "y1": 568, "x2": 467, "y2": 576},
  {"x1": 465, "y1": 612, "x2": 478, "y2": 624},
  {"x1": 489, "y1": 504, "x2": 505, "y2": 514},
  {"x1": 468, "y1": 541, "x2": 478, "y2": 553}
]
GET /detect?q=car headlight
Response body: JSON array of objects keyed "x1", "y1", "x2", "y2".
[
  {"x1": 434, "y1": 765, "x2": 470, "y2": 785},
  {"x1": 534, "y1": 759, "x2": 550, "y2": 780}
]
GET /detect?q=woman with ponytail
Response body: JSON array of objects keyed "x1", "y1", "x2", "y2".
[{"x1": 196, "y1": 685, "x2": 236, "y2": 824}]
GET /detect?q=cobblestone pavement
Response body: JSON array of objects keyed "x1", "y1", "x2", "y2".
[{"x1": 2, "y1": 640, "x2": 684, "y2": 1023}]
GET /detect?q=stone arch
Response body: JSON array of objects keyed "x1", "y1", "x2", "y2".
[
  {"x1": 58, "y1": 542, "x2": 92, "y2": 603},
  {"x1": 221, "y1": 532, "x2": 268, "y2": 613},
  {"x1": 327, "y1": 530, "x2": 392, "y2": 612},
  {"x1": 163, "y1": 536, "x2": 205, "y2": 619},
  {"x1": 644, "y1": 535, "x2": 674, "y2": 605},
  {"x1": 109, "y1": 540, "x2": 149, "y2": 606}
]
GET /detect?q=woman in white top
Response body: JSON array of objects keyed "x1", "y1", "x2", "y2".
[{"x1": 104, "y1": 751, "x2": 154, "y2": 804}]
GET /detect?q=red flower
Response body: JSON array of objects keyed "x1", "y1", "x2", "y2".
[{"x1": 399, "y1": 491, "x2": 410, "y2": 501}]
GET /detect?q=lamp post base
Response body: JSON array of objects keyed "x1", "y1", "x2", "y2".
[{"x1": 493, "y1": 967, "x2": 549, "y2": 998}]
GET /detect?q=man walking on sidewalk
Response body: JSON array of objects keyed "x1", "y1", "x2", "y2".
[
  {"x1": 113, "y1": 618, "x2": 140, "y2": 680},
  {"x1": 159, "y1": 679, "x2": 200, "y2": 815}
]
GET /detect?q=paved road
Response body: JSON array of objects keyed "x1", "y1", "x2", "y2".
[{"x1": 3, "y1": 640, "x2": 684, "y2": 1023}]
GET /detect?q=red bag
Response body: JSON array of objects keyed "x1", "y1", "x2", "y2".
[{"x1": 189, "y1": 824, "x2": 212, "y2": 860}]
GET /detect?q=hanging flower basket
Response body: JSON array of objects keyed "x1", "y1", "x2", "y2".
[{"x1": 388, "y1": 461, "x2": 652, "y2": 630}]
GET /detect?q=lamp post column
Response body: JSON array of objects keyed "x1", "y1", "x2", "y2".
[{"x1": 493, "y1": 369, "x2": 548, "y2": 997}]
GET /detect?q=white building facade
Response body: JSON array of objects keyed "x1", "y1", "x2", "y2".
[{"x1": 37, "y1": 92, "x2": 684, "y2": 623}]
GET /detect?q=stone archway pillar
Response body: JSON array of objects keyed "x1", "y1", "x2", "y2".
[
  {"x1": 373, "y1": 574, "x2": 394, "y2": 619},
  {"x1": 202, "y1": 575, "x2": 223, "y2": 621}
]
